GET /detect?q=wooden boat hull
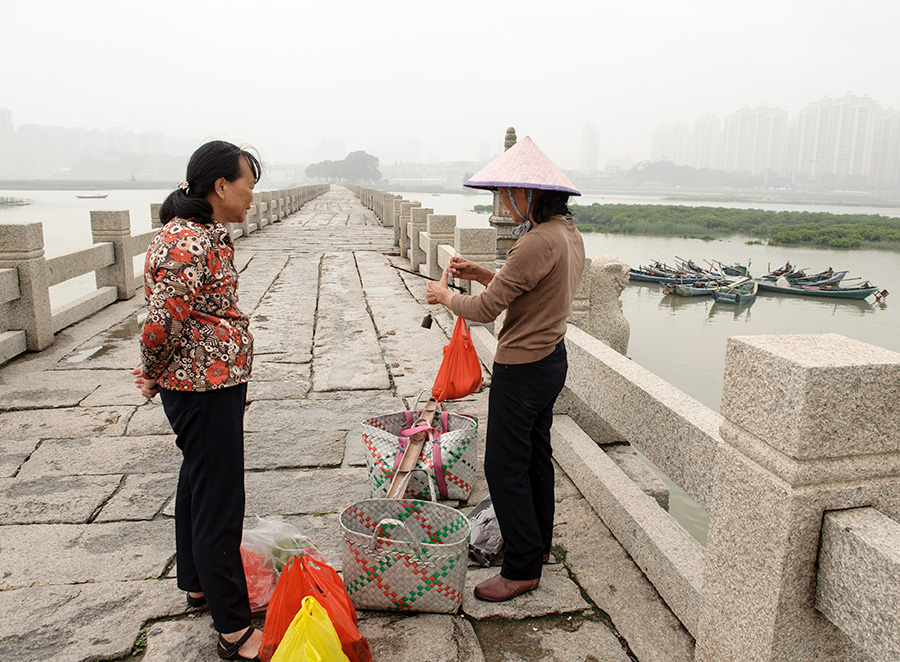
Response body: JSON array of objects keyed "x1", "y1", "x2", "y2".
[
  {"x1": 712, "y1": 281, "x2": 758, "y2": 304},
  {"x1": 755, "y1": 280, "x2": 878, "y2": 300}
]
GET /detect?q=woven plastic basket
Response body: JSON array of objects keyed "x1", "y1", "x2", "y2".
[{"x1": 340, "y1": 498, "x2": 470, "y2": 613}]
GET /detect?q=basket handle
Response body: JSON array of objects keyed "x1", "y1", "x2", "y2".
[
  {"x1": 370, "y1": 517, "x2": 432, "y2": 566},
  {"x1": 387, "y1": 468, "x2": 437, "y2": 502}
]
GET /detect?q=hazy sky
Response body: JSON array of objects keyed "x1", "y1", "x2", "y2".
[{"x1": 2, "y1": 0, "x2": 898, "y2": 169}]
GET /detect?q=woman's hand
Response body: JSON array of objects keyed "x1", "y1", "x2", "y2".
[
  {"x1": 449, "y1": 256, "x2": 493, "y2": 286},
  {"x1": 130, "y1": 365, "x2": 160, "y2": 399},
  {"x1": 426, "y1": 269, "x2": 454, "y2": 309}
]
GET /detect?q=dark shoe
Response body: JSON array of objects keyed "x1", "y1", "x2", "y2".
[
  {"x1": 474, "y1": 574, "x2": 540, "y2": 602},
  {"x1": 217, "y1": 627, "x2": 260, "y2": 661},
  {"x1": 186, "y1": 592, "x2": 206, "y2": 608}
]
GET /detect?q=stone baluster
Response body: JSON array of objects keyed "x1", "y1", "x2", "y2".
[
  {"x1": 421, "y1": 214, "x2": 456, "y2": 279},
  {"x1": 408, "y1": 207, "x2": 433, "y2": 270},
  {"x1": 695, "y1": 334, "x2": 900, "y2": 662},
  {"x1": 90, "y1": 210, "x2": 135, "y2": 301},
  {"x1": 381, "y1": 194, "x2": 397, "y2": 228},
  {"x1": 585, "y1": 255, "x2": 631, "y2": 355},
  {"x1": 150, "y1": 203, "x2": 162, "y2": 229},
  {"x1": 454, "y1": 227, "x2": 498, "y2": 296},
  {"x1": 258, "y1": 192, "x2": 270, "y2": 227},
  {"x1": 0, "y1": 223, "x2": 53, "y2": 350},
  {"x1": 398, "y1": 201, "x2": 420, "y2": 257}
]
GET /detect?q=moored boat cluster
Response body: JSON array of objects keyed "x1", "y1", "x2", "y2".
[{"x1": 629, "y1": 257, "x2": 888, "y2": 305}]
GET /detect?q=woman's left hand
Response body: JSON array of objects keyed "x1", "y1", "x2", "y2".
[
  {"x1": 130, "y1": 365, "x2": 160, "y2": 399},
  {"x1": 426, "y1": 269, "x2": 454, "y2": 308}
]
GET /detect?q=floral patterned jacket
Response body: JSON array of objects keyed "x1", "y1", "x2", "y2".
[{"x1": 140, "y1": 217, "x2": 253, "y2": 391}]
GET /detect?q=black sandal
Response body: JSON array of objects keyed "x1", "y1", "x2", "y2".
[
  {"x1": 186, "y1": 592, "x2": 206, "y2": 608},
  {"x1": 217, "y1": 627, "x2": 260, "y2": 661}
]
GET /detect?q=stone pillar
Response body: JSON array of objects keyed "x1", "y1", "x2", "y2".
[
  {"x1": 489, "y1": 126, "x2": 519, "y2": 258},
  {"x1": 398, "y1": 201, "x2": 420, "y2": 257},
  {"x1": 454, "y1": 227, "x2": 498, "y2": 295},
  {"x1": 240, "y1": 202, "x2": 257, "y2": 236},
  {"x1": 408, "y1": 207, "x2": 433, "y2": 269},
  {"x1": 0, "y1": 223, "x2": 53, "y2": 350},
  {"x1": 91, "y1": 210, "x2": 135, "y2": 300},
  {"x1": 695, "y1": 334, "x2": 900, "y2": 662},
  {"x1": 585, "y1": 255, "x2": 630, "y2": 355},
  {"x1": 422, "y1": 214, "x2": 456, "y2": 280},
  {"x1": 382, "y1": 194, "x2": 397, "y2": 228},
  {"x1": 150, "y1": 203, "x2": 162, "y2": 229}
]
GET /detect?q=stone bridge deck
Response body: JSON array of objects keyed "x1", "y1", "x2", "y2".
[{"x1": 0, "y1": 187, "x2": 690, "y2": 662}]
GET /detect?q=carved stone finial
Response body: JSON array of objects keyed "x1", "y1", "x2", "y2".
[
  {"x1": 504, "y1": 127, "x2": 517, "y2": 151},
  {"x1": 588, "y1": 255, "x2": 631, "y2": 355}
]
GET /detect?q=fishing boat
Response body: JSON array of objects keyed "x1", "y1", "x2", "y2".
[
  {"x1": 711, "y1": 278, "x2": 758, "y2": 304},
  {"x1": 76, "y1": 193, "x2": 109, "y2": 199},
  {"x1": 629, "y1": 268, "x2": 704, "y2": 284},
  {"x1": 755, "y1": 279, "x2": 885, "y2": 300},
  {"x1": 664, "y1": 275, "x2": 744, "y2": 296},
  {"x1": 709, "y1": 259, "x2": 751, "y2": 277}
]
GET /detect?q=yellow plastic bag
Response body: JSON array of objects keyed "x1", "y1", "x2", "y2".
[{"x1": 270, "y1": 595, "x2": 350, "y2": 662}]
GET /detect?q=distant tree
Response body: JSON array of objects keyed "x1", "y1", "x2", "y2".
[{"x1": 306, "y1": 152, "x2": 382, "y2": 183}]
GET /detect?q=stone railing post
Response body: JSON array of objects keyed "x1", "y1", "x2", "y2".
[
  {"x1": 150, "y1": 203, "x2": 162, "y2": 229},
  {"x1": 695, "y1": 334, "x2": 900, "y2": 662},
  {"x1": 398, "y1": 201, "x2": 420, "y2": 257},
  {"x1": 90, "y1": 210, "x2": 135, "y2": 301},
  {"x1": 584, "y1": 255, "x2": 630, "y2": 355},
  {"x1": 454, "y1": 227, "x2": 498, "y2": 295},
  {"x1": 0, "y1": 223, "x2": 53, "y2": 350},
  {"x1": 422, "y1": 214, "x2": 456, "y2": 280},
  {"x1": 382, "y1": 194, "x2": 397, "y2": 228},
  {"x1": 408, "y1": 207, "x2": 433, "y2": 269}
]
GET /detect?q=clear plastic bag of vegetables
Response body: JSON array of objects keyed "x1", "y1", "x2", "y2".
[{"x1": 241, "y1": 516, "x2": 328, "y2": 613}]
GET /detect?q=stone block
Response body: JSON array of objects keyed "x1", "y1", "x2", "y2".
[
  {"x1": 17, "y1": 434, "x2": 180, "y2": 478},
  {"x1": 0, "y1": 474, "x2": 121, "y2": 524},
  {"x1": 244, "y1": 429, "x2": 345, "y2": 470},
  {"x1": 603, "y1": 443, "x2": 669, "y2": 509},
  {"x1": 455, "y1": 227, "x2": 497, "y2": 258},
  {"x1": 462, "y1": 564, "x2": 590, "y2": 620},
  {"x1": 0, "y1": 438, "x2": 39, "y2": 477},
  {"x1": 358, "y1": 612, "x2": 486, "y2": 662},
  {"x1": 127, "y1": 401, "x2": 173, "y2": 435},
  {"x1": 94, "y1": 473, "x2": 176, "y2": 522},
  {"x1": 0, "y1": 520, "x2": 175, "y2": 589},
  {"x1": 0, "y1": 405, "x2": 131, "y2": 440},
  {"x1": 244, "y1": 467, "x2": 371, "y2": 517},
  {"x1": 426, "y1": 214, "x2": 457, "y2": 235},
  {"x1": 721, "y1": 334, "x2": 900, "y2": 460},
  {"x1": 473, "y1": 616, "x2": 632, "y2": 662},
  {"x1": 816, "y1": 507, "x2": 900, "y2": 662},
  {"x1": 0, "y1": 579, "x2": 186, "y2": 662}
]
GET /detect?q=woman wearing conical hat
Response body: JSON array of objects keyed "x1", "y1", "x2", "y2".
[{"x1": 427, "y1": 136, "x2": 585, "y2": 602}]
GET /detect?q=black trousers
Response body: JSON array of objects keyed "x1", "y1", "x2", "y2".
[
  {"x1": 160, "y1": 383, "x2": 250, "y2": 633},
  {"x1": 486, "y1": 340, "x2": 568, "y2": 581}
]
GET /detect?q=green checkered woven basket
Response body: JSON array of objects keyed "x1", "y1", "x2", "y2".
[{"x1": 340, "y1": 498, "x2": 470, "y2": 613}]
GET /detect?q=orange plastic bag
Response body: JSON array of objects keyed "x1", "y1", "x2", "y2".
[
  {"x1": 432, "y1": 316, "x2": 482, "y2": 402},
  {"x1": 259, "y1": 555, "x2": 371, "y2": 662},
  {"x1": 240, "y1": 546, "x2": 276, "y2": 614}
]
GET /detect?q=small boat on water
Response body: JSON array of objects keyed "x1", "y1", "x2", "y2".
[
  {"x1": 755, "y1": 279, "x2": 886, "y2": 300},
  {"x1": 711, "y1": 278, "x2": 758, "y2": 305},
  {"x1": 76, "y1": 194, "x2": 109, "y2": 199},
  {"x1": 664, "y1": 275, "x2": 745, "y2": 297}
]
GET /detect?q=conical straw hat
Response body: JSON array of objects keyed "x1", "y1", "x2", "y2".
[{"x1": 464, "y1": 136, "x2": 580, "y2": 196}]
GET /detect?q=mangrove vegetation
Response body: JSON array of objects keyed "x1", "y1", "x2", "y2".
[{"x1": 571, "y1": 203, "x2": 900, "y2": 250}]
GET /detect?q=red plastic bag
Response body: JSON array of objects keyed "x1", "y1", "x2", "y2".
[
  {"x1": 432, "y1": 316, "x2": 482, "y2": 402},
  {"x1": 240, "y1": 547, "x2": 276, "y2": 614},
  {"x1": 259, "y1": 555, "x2": 371, "y2": 662}
]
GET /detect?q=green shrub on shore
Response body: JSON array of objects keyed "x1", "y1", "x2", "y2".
[{"x1": 571, "y1": 203, "x2": 900, "y2": 251}]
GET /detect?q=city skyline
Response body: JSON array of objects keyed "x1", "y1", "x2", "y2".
[{"x1": 2, "y1": 0, "x2": 899, "y2": 173}]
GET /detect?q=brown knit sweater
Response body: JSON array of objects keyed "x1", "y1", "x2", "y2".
[{"x1": 450, "y1": 215, "x2": 585, "y2": 365}]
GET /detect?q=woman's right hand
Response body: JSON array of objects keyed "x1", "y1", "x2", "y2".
[
  {"x1": 130, "y1": 365, "x2": 160, "y2": 399},
  {"x1": 448, "y1": 256, "x2": 492, "y2": 286}
]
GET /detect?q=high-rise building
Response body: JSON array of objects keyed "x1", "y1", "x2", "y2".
[
  {"x1": 690, "y1": 115, "x2": 722, "y2": 170},
  {"x1": 651, "y1": 121, "x2": 691, "y2": 165},
  {"x1": 0, "y1": 108, "x2": 14, "y2": 178},
  {"x1": 871, "y1": 109, "x2": 900, "y2": 190},
  {"x1": 580, "y1": 121, "x2": 600, "y2": 172},
  {"x1": 722, "y1": 105, "x2": 788, "y2": 178}
]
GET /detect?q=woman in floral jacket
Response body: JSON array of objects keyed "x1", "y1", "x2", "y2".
[{"x1": 132, "y1": 140, "x2": 263, "y2": 662}]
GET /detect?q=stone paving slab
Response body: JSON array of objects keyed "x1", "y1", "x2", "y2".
[
  {"x1": 462, "y1": 565, "x2": 591, "y2": 620},
  {"x1": 16, "y1": 434, "x2": 180, "y2": 478},
  {"x1": 54, "y1": 313, "x2": 143, "y2": 371},
  {"x1": 474, "y1": 615, "x2": 632, "y2": 662},
  {"x1": 244, "y1": 430, "x2": 345, "y2": 470},
  {"x1": 245, "y1": 467, "x2": 371, "y2": 517},
  {"x1": 0, "y1": 520, "x2": 175, "y2": 590},
  {"x1": 0, "y1": 578, "x2": 187, "y2": 662},
  {"x1": 0, "y1": 371, "x2": 97, "y2": 410},
  {"x1": 357, "y1": 612, "x2": 487, "y2": 662},
  {"x1": 126, "y1": 400, "x2": 172, "y2": 435},
  {"x1": 78, "y1": 369, "x2": 150, "y2": 407},
  {"x1": 0, "y1": 405, "x2": 132, "y2": 440},
  {"x1": 248, "y1": 360, "x2": 312, "y2": 401},
  {"x1": 0, "y1": 474, "x2": 121, "y2": 524},
  {"x1": 232, "y1": 253, "x2": 290, "y2": 319},
  {"x1": 312, "y1": 252, "x2": 391, "y2": 392},
  {"x1": 249, "y1": 255, "x2": 319, "y2": 362},
  {"x1": 0, "y1": 438, "x2": 39, "y2": 477},
  {"x1": 94, "y1": 472, "x2": 176, "y2": 522}
]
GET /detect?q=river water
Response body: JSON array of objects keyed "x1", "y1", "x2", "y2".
[{"x1": 3, "y1": 188, "x2": 898, "y2": 542}]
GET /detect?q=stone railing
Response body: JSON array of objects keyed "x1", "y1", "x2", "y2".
[
  {"x1": 0, "y1": 184, "x2": 328, "y2": 365},
  {"x1": 349, "y1": 184, "x2": 900, "y2": 662}
]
